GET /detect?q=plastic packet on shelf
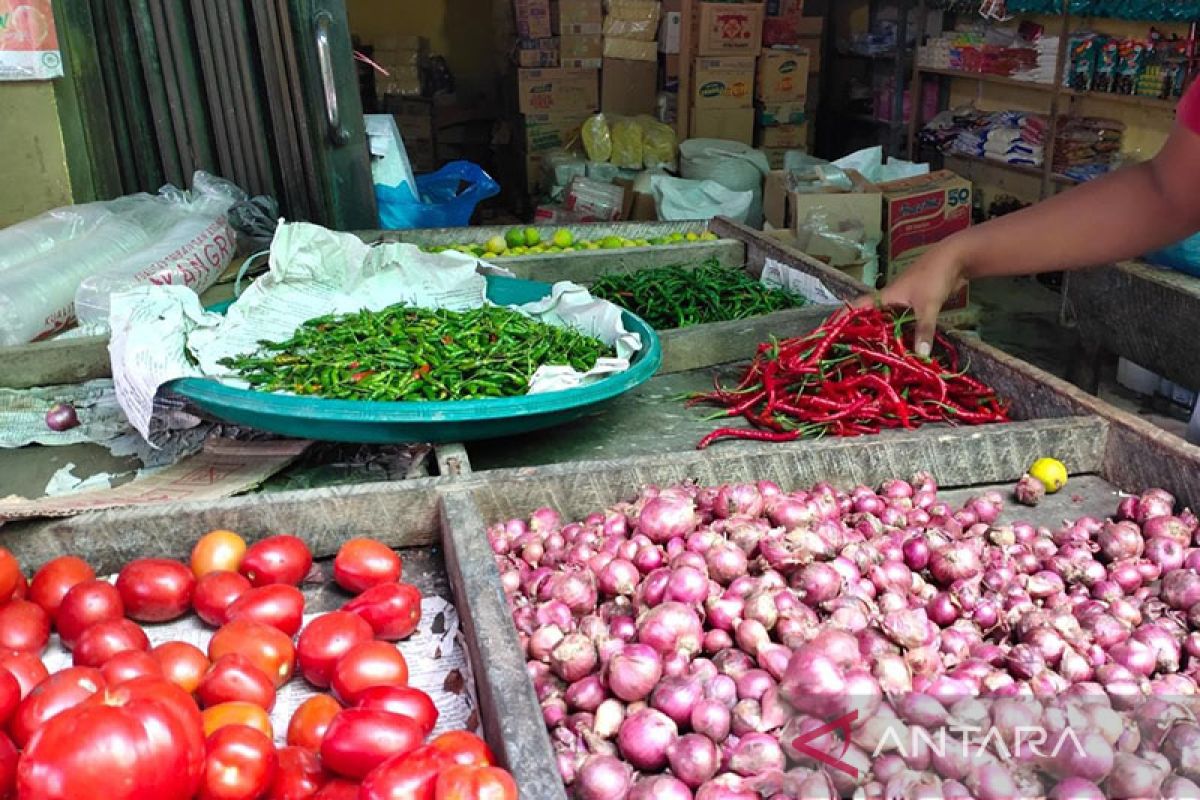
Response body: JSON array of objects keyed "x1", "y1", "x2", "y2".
[
  {"x1": 542, "y1": 149, "x2": 588, "y2": 190},
  {"x1": 564, "y1": 176, "x2": 626, "y2": 222},
  {"x1": 794, "y1": 207, "x2": 881, "y2": 286},
  {"x1": 582, "y1": 114, "x2": 614, "y2": 163}
]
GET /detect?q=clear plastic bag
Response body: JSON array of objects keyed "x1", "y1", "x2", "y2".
[
  {"x1": 0, "y1": 172, "x2": 243, "y2": 346},
  {"x1": 610, "y1": 118, "x2": 645, "y2": 169},
  {"x1": 582, "y1": 114, "x2": 614, "y2": 163},
  {"x1": 638, "y1": 116, "x2": 677, "y2": 169}
]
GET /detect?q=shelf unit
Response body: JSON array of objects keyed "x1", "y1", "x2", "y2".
[
  {"x1": 905, "y1": 0, "x2": 1189, "y2": 201},
  {"x1": 819, "y1": 0, "x2": 916, "y2": 158}
]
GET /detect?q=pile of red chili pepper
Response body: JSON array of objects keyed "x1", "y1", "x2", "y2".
[{"x1": 688, "y1": 306, "x2": 1011, "y2": 449}]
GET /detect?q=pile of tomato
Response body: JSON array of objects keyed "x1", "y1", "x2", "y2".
[{"x1": 0, "y1": 531, "x2": 518, "y2": 799}]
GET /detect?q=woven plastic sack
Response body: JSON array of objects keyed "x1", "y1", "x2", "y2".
[{"x1": 582, "y1": 114, "x2": 614, "y2": 163}]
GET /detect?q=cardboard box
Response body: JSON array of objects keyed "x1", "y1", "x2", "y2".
[
  {"x1": 756, "y1": 122, "x2": 807, "y2": 148},
  {"x1": 601, "y1": 57, "x2": 658, "y2": 115},
  {"x1": 562, "y1": 57, "x2": 603, "y2": 68},
  {"x1": 514, "y1": 0, "x2": 553, "y2": 38},
  {"x1": 692, "y1": 56, "x2": 756, "y2": 109},
  {"x1": 764, "y1": 14, "x2": 820, "y2": 48},
  {"x1": 756, "y1": 49, "x2": 809, "y2": 102},
  {"x1": 522, "y1": 111, "x2": 591, "y2": 154},
  {"x1": 374, "y1": 34, "x2": 429, "y2": 53},
  {"x1": 690, "y1": 107, "x2": 754, "y2": 144},
  {"x1": 518, "y1": 38, "x2": 561, "y2": 67},
  {"x1": 659, "y1": 11, "x2": 682, "y2": 53},
  {"x1": 757, "y1": 101, "x2": 805, "y2": 126},
  {"x1": 763, "y1": 169, "x2": 883, "y2": 239},
  {"x1": 603, "y1": 0, "x2": 661, "y2": 41},
  {"x1": 765, "y1": 0, "x2": 804, "y2": 17},
  {"x1": 879, "y1": 170, "x2": 972, "y2": 272},
  {"x1": 694, "y1": 2, "x2": 764, "y2": 56},
  {"x1": 557, "y1": 0, "x2": 602, "y2": 26},
  {"x1": 378, "y1": 66, "x2": 423, "y2": 97},
  {"x1": 391, "y1": 99, "x2": 435, "y2": 140},
  {"x1": 604, "y1": 37, "x2": 657, "y2": 61},
  {"x1": 561, "y1": 34, "x2": 602, "y2": 60},
  {"x1": 518, "y1": 67, "x2": 599, "y2": 113}
]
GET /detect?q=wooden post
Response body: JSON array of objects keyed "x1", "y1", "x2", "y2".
[
  {"x1": 907, "y1": 0, "x2": 927, "y2": 160},
  {"x1": 677, "y1": 0, "x2": 694, "y2": 140},
  {"x1": 1041, "y1": 0, "x2": 1072, "y2": 200}
]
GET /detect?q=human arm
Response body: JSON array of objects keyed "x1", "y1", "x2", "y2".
[{"x1": 865, "y1": 114, "x2": 1200, "y2": 356}]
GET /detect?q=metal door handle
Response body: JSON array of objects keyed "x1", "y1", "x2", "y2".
[{"x1": 315, "y1": 11, "x2": 350, "y2": 146}]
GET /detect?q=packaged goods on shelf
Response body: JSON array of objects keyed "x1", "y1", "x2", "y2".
[
  {"x1": 514, "y1": 0, "x2": 553, "y2": 38},
  {"x1": 1066, "y1": 29, "x2": 1189, "y2": 99},
  {"x1": 563, "y1": 175, "x2": 626, "y2": 220},
  {"x1": 602, "y1": 0, "x2": 661, "y2": 41}
]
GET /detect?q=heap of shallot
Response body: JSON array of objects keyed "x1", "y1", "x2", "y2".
[{"x1": 489, "y1": 477, "x2": 1200, "y2": 800}]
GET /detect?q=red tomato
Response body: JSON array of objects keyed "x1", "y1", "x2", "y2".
[
  {"x1": 209, "y1": 618, "x2": 296, "y2": 688},
  {"x1": 0, "y1": 550, "x2": 21, "y2": 607},
  {"x1": 28, "y1": 556, "x2": 94, "y2": 622},
  {"x1": 333, "y1": 539, "x2": 402, "y2": 595},
  {"x1": 10, "y1": 574, "x2": 26, "y2": 602},
  {"x1": 153, "y1": 641, "x2": 210, "y2": 694},
  {"x1": 0, "y1": 600, "x2": 50, "y2": 654},
  {"x1": 319, "y1": 708, "x2": 424, "y2": 779},
  {"x1": 56, "y1": 579, "x2": 124, "y2": 649},
  {"x1": 194, "y1": 571, "x2": 253, "y2": 626},
  {"x1": 192, "y1": 530, "x2": 248, "y2": 578},
  {"x1": 101, "y1": 650, "x2": 164, "y2": 685},
  {"x1": 0, "y1": 670, "x2": 19, "y2": 729},
  {"x1": 268, "y1": 746, "x2": 328, "y2": 800},
  {"x1": 201, "y1": 701, "x2": 273, "y2": 739},
  {"x1": 296, "y1": 612, "x2": 373, "y2": 688},
  {"x1": 200, "y1": 724, "x2": 278, "y2": 800},
  {"x1": 10, "y1": 666, "x2": 105, "y2": 748},
  {"x1": 18, "y1": 677, "x2": 205, "y2": 800},
  {"x1": 356, "y1": 686, "x2": 438, "y2": 737},
  {"x1": 197, "y1": 654, "x2": 276, "y2": 711},
  {"x1": 0, "y1": 731, "x2": 15, "y2": 799},
  {"x1": 360, "y1": 744, "x2": 454, "y2": 800},
  {"x1": 313, "y1": 779, "x2": 360, "y2": 800},
  {"x1": 285, "y1": 694, "x2": 342, "y2": 752},
  {"x1": 433, "y1": 765, "x2": 517, "y2": 800},
  {"x1": 330, "y1": 641, "x2": 409, "y2": 705},
  {"x1": 226, "y1": 584, "x2": 305, "y2": 637},
  {"x1": 116, "y1": 558, "x2": 196, "y2": 622},
  {"x1": 429, "y1": 731, "x2": 495, "y2": 768},
  {"x1": 343, "y1": 583, "x2": 422, "y2": 641},
  {"x1": 240, "y1": 535, "x2": 313, "y2": 587},
  {"x1": 0, "y1": 652, "x2": 48, "y2": 699},
  {"x1": 72, "y1": 618, "x2": 150, "y2": 667}
]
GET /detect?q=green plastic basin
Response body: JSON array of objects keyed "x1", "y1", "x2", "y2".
[{"x1": 167, "y1": 275, "x2": 662, "y2": 443}]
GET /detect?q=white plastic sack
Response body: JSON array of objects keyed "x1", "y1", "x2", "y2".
[
  {"x1": 650, "y1": 175, "x2": 752, "y2": 223},
  {"x1": 832, "y1": 146, "x2": 929, "y2": 183},
  {"x1": 679, "y1": 138, "x2": 769, "y2": 226}
]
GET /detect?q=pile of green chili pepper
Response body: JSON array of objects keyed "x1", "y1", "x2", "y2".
[
  {"x1": 218, "y1": 304, "x2": 614, "y2": 402},
  {"x1": 589, "y1": 259, "x2": 806, "y2": 331},
  {"x1": 688, "y1": 306, "x2": 1011, "y2": 449}
]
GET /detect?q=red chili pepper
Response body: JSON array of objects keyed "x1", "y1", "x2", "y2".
[
  {"x1": 697, "y1": 427, "x2": 802, "y2": 450},
  {"x1": 350, "y1": 370, "x2": 375, "y2": 383}
]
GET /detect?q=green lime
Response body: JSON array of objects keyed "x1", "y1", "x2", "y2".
[
  {"x1": 505, "y1": 228, "x2": 527, "y2": 248},
  {"x1": 601, "y1": 235, "x2": 622, "y2": 249},
  {"x1": 524, "y1": 227, "x2": 541, "y2": 246},
  {"x1": 553, "y1": 229, "x2": 574, "y2": 248}
]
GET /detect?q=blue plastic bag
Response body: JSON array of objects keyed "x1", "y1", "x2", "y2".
[
  {"x1": 1146, "y1": 232, "x2": 1200, "y2": 279},
  {"x1": 375, "y1": 161, "x2": 500, "y2": 229}
]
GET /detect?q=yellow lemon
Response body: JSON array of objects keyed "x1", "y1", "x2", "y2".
[
  {"x1": 700, "y1": 231, "x2": 719, "y2": 241},
  {"x1": 485, "y1": 236, "x2": 508, "y2": 255},
  {"x1": 553, "y1": 229, "x2": 574, "y2": 248},
  {"x1": 1028, "y1": 458, "x2": 1068, "y2": 494},
  {"x1": 686, "y1": 231, "x2": 700, "y2": 241}
]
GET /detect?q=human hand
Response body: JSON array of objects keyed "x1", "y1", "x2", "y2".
[{"x1": 853, "y1": 243, "x2": 968, "y2": 357}]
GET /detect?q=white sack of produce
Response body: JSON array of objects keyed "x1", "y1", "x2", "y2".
[
  {"x1": 108, "y1": 221, "x2": 642, "y2": 441},
  {"x1": 0, "y1": 171, "x2": 242, "y2": 347}
]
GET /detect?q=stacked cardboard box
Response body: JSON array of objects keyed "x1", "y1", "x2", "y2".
[
  {"x1": 755, "y1": 48, "x2": 809, "y2": 152},
  {"x1": 518, "y1": 68, "x2": 599, "y2": 191},
  {"x1": 374, "y1": 35, "x2": 427, "y2": 97},
  {"x1": 880, "y1": 171, "x2": 972, "y2": 309},
  {"x1": 384, "y1": 97, "x2": 436, "y2": 172},
  {"x1": 689, "y1": 3, "x2": 762, "y2": 143},
  {"x1": 515, "y1": 0, "x2": 558, "y2": 67},
  {"x1": 600, "y1": 0, "x2": 659, "y2": 114},
  {"x1": 557, "y1": 0, "x2": 603, "y2": 68}
]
